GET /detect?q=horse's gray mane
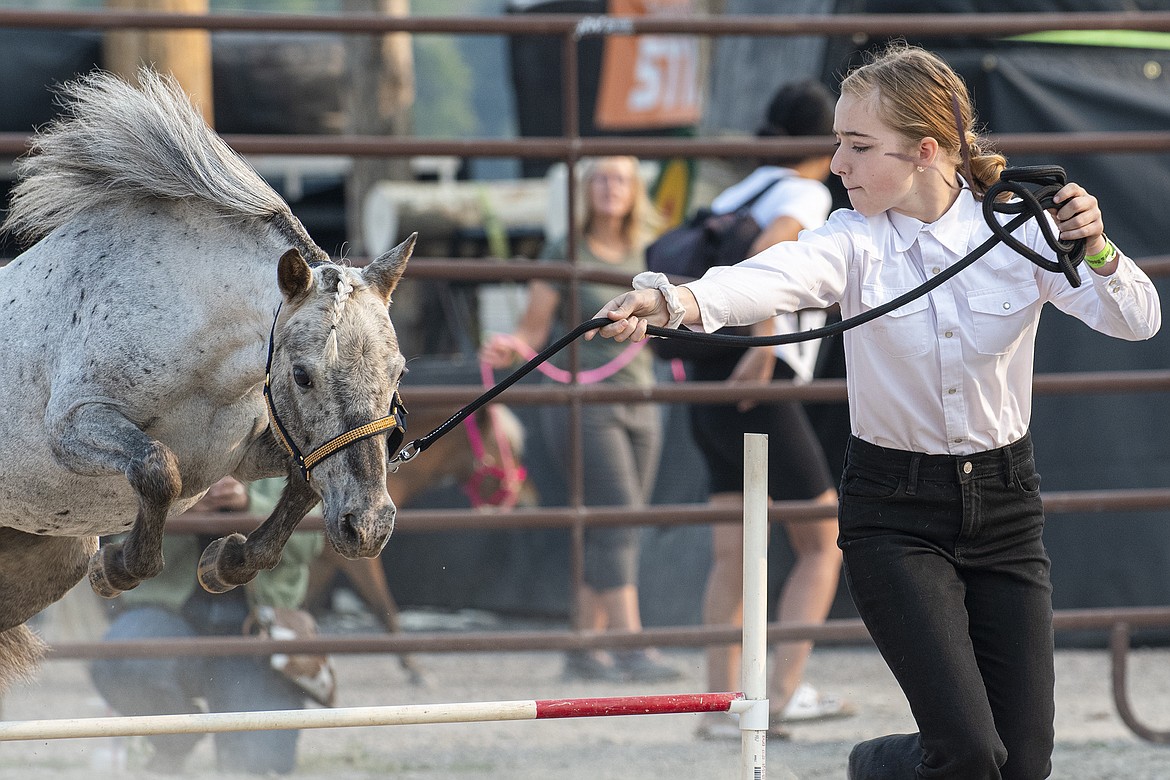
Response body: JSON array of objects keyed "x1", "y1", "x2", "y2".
[{"x1": 2, "y1": 68, "x2": 324, "y2": 262}]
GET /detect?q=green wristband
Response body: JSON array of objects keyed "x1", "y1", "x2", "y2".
[{"x1": 1085, "y1": 238, "x2": 1116, "y2": 269}]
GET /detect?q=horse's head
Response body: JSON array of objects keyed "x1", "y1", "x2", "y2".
[{"x1": 267, "y1": 234, "x2": 414, "y2": 559}]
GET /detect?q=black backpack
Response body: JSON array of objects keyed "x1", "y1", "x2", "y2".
[{"x1": 644, "y1": 179, "x2": 777, "y2": 361}]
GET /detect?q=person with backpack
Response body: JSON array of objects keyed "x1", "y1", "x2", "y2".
[
  {"x1": 588, "y1": 43, "x2": 1160, "y2": 778},
  {"x1": 682, "y1": 80, "x2": 852, "y2": 741}
]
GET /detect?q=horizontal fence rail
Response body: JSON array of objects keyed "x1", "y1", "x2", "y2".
[
  {"x1": 4, "y1": 8, "x2": 1170, "y2": 35},
  {"x1": 165, "y1": 487, "x2": 1170, "y2": 537},
  {"x1": 8, "y1": 132, "x2": 1170, "y2": 159},
  {"x1": 47, "y1": 606, "x2": 1170, "y2": 661}
]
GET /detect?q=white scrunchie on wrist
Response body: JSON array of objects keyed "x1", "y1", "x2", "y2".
[{"x1": 632, "y1": 271, "x2": 687, "y2": 330}]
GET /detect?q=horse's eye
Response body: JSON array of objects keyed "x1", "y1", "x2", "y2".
[{"x1": 292, "y1": 366, "x2": 313, "y2": 388}]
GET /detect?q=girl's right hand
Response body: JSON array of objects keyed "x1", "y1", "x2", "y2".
[{"x1": 585, "y1": 288, "x2": 668, "y2": 342}]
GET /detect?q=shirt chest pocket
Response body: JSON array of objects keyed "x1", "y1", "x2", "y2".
[
  {"x1": 966, "y1": 284, "x2": 1040, "y2": 355},
  {"x1": 860, "y1": 285, "x2": 932, "y2": 359}
]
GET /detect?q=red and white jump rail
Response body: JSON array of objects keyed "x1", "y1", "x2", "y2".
[
  {"x1": 0, "y1": 435, "x2": 774, "y2": 779},
  {"x1": 0, "y1": 692, "x2": 747, "y2": 739}
]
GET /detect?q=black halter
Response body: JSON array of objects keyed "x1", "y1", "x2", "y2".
[{"x1": 263, "y1": 305, "x2": 408, "y2": 482}]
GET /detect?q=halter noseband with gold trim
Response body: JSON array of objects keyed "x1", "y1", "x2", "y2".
[{"x1": 263, "y1": 305, "x2": 407, "y2": 482}]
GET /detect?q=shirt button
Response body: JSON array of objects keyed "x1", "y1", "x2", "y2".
[
  {"x1": 948, "y1": 388, "x2": 957, "y2": 395},
  {"x1": 963, "y1": 461, "x2": 973, "y2": 474},
  {"x1": 932, "y1": 266, "x2": 941, "y2": 275},
  {"x1": 953, "y1": 438, "x2": 963, "y2": 444},
  {"x1": 944, "y1": 331, "x2": 954, "y2": 338},
  {"x1": 1002, "y1": 302, "x2": 1011, "y2": 310}
]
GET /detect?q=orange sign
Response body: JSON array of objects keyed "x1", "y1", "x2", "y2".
[{"x1": 594, "y1": 0, "x2": 700, "y2": 130}]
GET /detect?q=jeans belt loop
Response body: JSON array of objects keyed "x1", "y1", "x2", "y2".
[
  {"x1": 1004, "y1": 441, "x2": 1016, "y2": 488},
  {"x1": 906, "y1": 453, "x2": 921, "y2": 496}
]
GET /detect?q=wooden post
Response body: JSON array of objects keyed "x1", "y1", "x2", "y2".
[
  {"x1": 343, "y1": 0, "x2": 414, "y2": 256},
  {"x1": 103, "y1": 0, "x2": 215, "y2": 125}
]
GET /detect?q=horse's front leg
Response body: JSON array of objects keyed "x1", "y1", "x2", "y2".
[
  {"x1": 47, "y1": 403, "x2": 182, "y2": 598},
  {"x1": 197, "y1": 474, "x2": 319, "y2": 593}
]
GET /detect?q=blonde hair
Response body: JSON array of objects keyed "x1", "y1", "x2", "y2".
[
  {"x1": 840, "y1": 43, "x2": 1006, "y2": 198},
  {"x1": 579, "y1": 156, "x2": 662, "y2": 248}
]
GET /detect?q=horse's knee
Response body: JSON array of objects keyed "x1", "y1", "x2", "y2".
[{"x1": 126, "y1": 442, "x2": 182, "y2": 509}]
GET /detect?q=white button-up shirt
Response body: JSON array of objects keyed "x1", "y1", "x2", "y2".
[{"x1": 684, "y1": 187, "x2": 1162, "y2": 455}]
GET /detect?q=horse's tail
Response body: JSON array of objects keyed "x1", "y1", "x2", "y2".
[
  {"x1": 0, "y1": 623, "x2": 46, "y2": 692},
  {"x1": 2, "y1": 68, "x2": 325, "y2": 261}
]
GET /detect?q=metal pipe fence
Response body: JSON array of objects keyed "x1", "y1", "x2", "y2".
[{"x1": 5, "y1": 6, "x2": 1170, "y2": 740}]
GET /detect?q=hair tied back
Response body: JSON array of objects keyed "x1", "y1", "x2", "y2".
[{"x1": 950, "y1": 90, "x2": 977, "y2": 199}]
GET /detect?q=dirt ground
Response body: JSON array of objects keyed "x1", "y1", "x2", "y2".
[{"x1": 4, "y1": 598, "x2": 1170, "y2": 780}]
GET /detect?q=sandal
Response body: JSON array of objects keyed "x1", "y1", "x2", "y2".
[{"x1": 775, "y1": 682, "x2": 856, "y2": 723}]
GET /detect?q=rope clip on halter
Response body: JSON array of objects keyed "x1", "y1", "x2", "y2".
[
  {"x1": 263, "y1": 305, "x2": 409, "y2": 482},
  {"x1": 389, "y1": 439, "x2": 420, "y2": 469}
]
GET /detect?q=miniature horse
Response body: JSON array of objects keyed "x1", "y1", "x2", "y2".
[{"x1": 0, "y1": 70, "x2": 412, "y2": 689}]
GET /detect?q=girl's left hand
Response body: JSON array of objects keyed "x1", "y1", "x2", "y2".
[{"x1": 1051, "y1": 182, "x2": 1107, "y2": 257}]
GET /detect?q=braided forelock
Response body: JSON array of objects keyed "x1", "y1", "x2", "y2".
[{"x1": 322, "y1": 266, "x2": 363, "y2": 364}]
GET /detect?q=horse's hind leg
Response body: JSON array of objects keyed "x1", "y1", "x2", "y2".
[
  {"x1": 0, "y1": 529, "x2": 97, "y2": 690},
  {"x1": 46, "y1": 403, "x2": 181, "y2": 597},
  {"x1": 0, "y1": 529, "x2": 97, "y2": 630}
]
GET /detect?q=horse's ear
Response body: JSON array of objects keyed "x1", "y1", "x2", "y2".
[
  {"x1": 365, "y1": 233, "x2": 415, "y2": 304},
  {"x1": 277, "y1": 248, "x2": 314, "y2": 301}
]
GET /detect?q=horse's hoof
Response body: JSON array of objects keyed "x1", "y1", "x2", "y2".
[
  {"x1": 88, "y1": 545, "x2": 138, "y2": 599},
  {"x1": 197, "y1": 533, "x2": 248, "y2": 594}
]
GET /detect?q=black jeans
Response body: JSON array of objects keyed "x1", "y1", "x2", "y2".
[{"x1": 839, "y1": 434, "x2": 1054, "y2": 780}]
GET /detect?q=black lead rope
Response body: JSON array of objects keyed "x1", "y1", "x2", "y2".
[{"x1": 392, "y1": 165, "x2": 1085, "y2": 466}]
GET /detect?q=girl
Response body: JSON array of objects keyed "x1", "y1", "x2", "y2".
[
  {"x1": 480, "y1": 156, "x2": 677, "y2": 682},
  {"x1": 588, "y1": 44, "x2": 1161, "y2": 778}
]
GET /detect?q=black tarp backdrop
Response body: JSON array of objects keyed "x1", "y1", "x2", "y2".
[
  {"x1": 822, "y1": 1, "x2": 1170, "y2": 642},
  {"x1": 962, "y1": 45, "x2": 1170, "y2": 641},
  {"x1": 0, "y1": 30, "x2": 101, "y2": 260},
  {"x1": 507, "y1": 0, "x2": 606, "y2": 179},
  {"x1": 506, "y1": 0, "x2": 697, "y2": 178},
  {"x1": 0, "y1": 30, "x2": 349, "y2": 258},
  {"x1": 488, "y1": 0, "x2": 1170, "y2": 633}
]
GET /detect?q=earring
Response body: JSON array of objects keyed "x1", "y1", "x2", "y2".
[{"x1": 916, "y1": 166, "x2": 926, "y2": 173}]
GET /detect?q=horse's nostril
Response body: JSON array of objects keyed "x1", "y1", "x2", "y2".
[{"x1": 339, "y1": 514, "x2": 360, "y2": 547}]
